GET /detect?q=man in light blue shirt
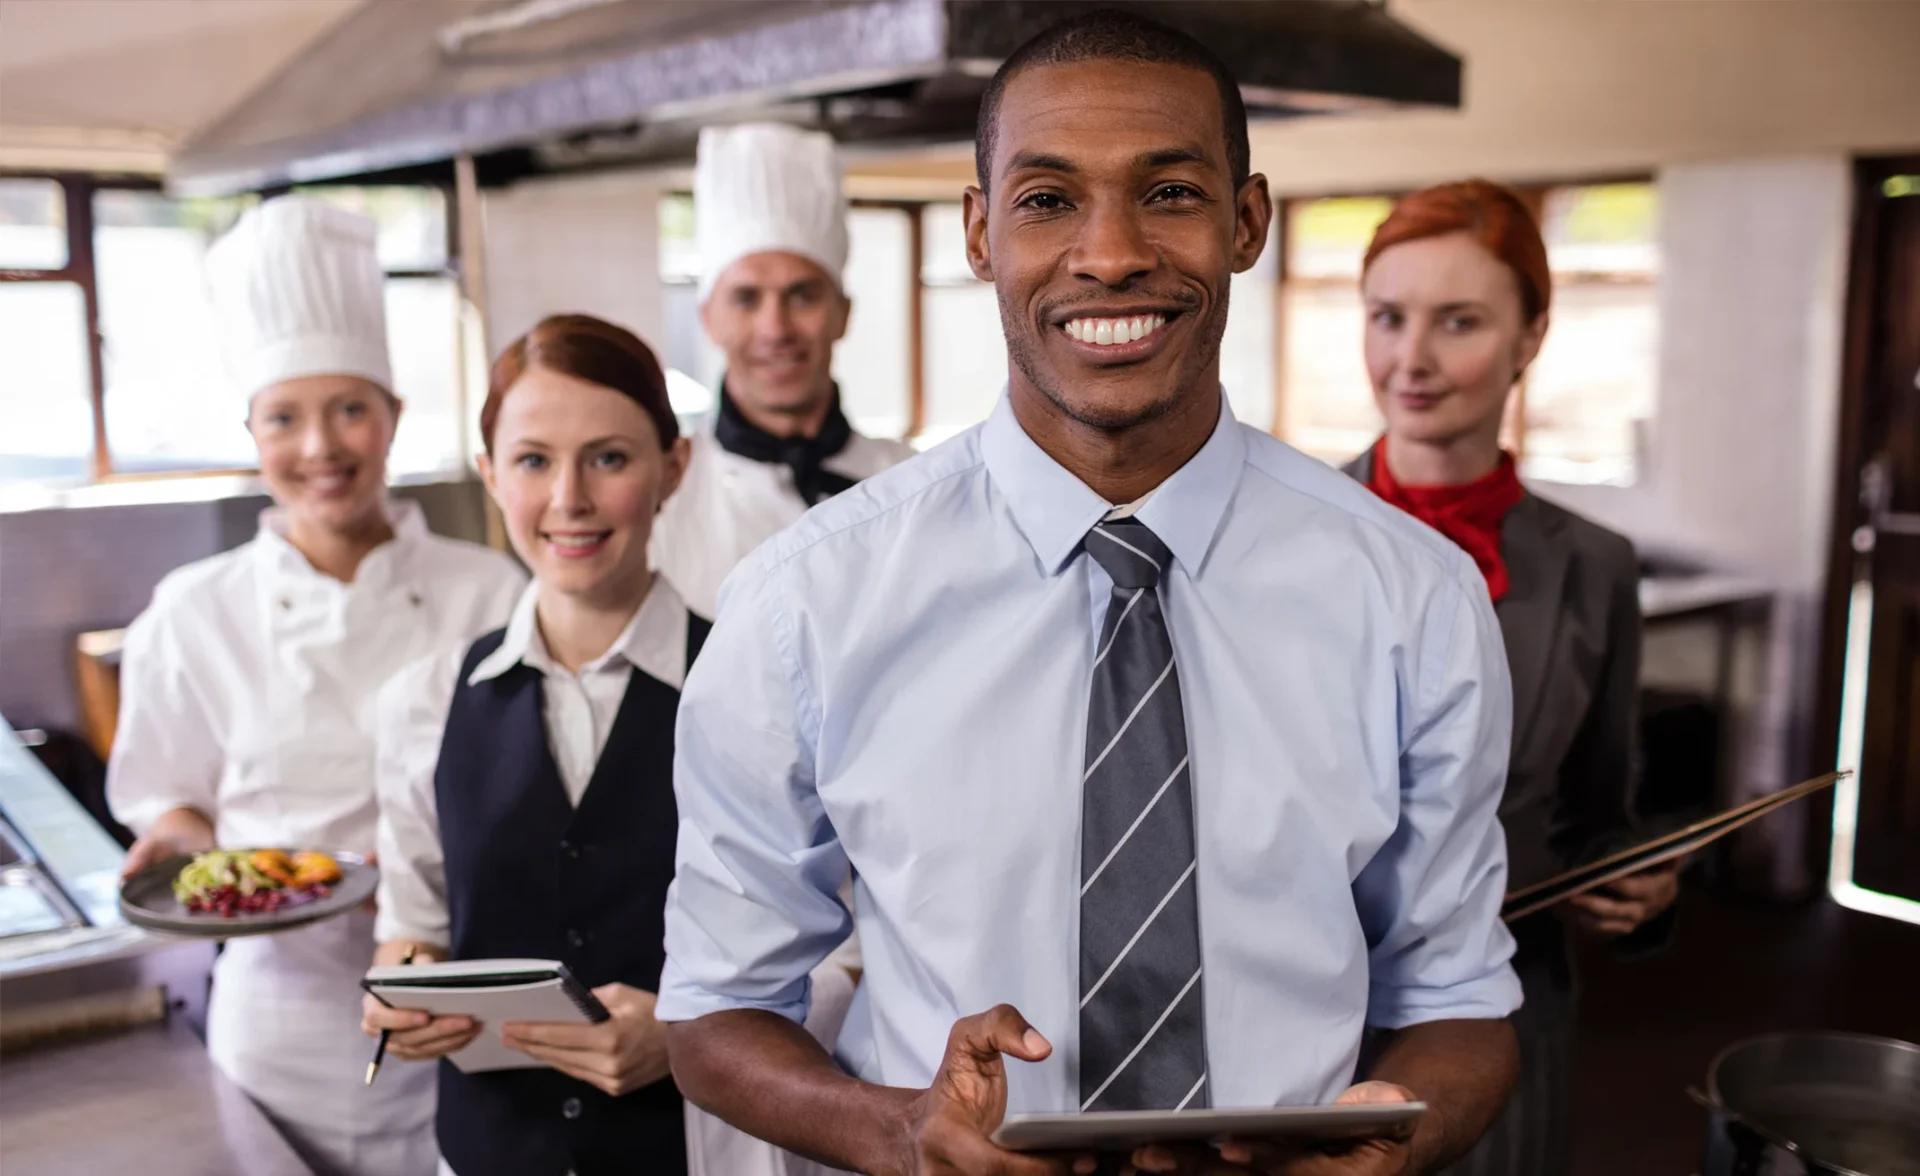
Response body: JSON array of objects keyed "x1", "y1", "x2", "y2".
[{"x1": 660, "y1": 11, "x2": 1522, "y2": 1175}]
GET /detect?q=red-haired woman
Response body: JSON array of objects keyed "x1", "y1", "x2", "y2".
[
  {"x1": 1347, "y1": 180, "x2": 1678, "y2": 1175},
  {"x1": 362, "y1": 315, "x2": 698, "y2": 1176}
]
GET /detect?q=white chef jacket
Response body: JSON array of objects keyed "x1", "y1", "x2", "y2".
[
  {"x1": 107, "y1": 498, "x2": 524, "y2": 1176},
  {"x1": 649, "y1": 415, "x2": 907, "y2": 1176},
  {"x1": 372, "y1": 575, "x2": 690, "y2": 947},
  {"x1": 650, "y1": 419, "x2": 916, "y2": 620}
]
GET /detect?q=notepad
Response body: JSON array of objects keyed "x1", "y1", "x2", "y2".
[{"x1": 362, "y1": 958, "x2": 610, "y2": 1073}]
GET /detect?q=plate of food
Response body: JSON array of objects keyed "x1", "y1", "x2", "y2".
[{"x1": 119, "y1": 848, "x2": 376, "y2": 937}]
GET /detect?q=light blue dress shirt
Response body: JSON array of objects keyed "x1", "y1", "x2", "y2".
[{"x1": 658, "y1": 393, "x2": 1522, "y2": 1113}]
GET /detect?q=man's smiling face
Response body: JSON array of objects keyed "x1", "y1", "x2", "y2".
[{"x1": 963, "y1": 58, "x2": 1270, "y2": 433}]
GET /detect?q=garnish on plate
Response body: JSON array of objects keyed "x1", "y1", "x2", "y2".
[{"x1": 171, "y1": 849, "x2": 340, "y2": 917}]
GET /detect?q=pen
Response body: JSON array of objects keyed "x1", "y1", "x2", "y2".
[{"x1": 365, "y1": 943, "x2": 418, "y2": 1085}]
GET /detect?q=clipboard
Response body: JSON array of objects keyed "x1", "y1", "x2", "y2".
[{"x1": 1500, "y1": 770, "x2": 1847, "y2": 922}]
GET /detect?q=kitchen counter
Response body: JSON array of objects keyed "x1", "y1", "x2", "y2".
[{"x1": 0, "y1": 1016, "x2": 312, "y2": 1175}]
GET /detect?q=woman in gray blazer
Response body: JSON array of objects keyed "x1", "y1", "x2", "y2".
[{"x1": 1346, "y1": 180, "x2": 1679, "y2": 1176}]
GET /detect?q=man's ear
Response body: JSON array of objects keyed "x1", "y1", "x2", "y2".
[
  {"x1": 1231, "y1": 174, "x2": 1275, "y2": 275},
  {"x1": 962, "y1": 186, "x2": 993, "y2": 282}
]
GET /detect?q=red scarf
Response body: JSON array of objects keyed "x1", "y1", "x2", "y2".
[{"x1": 1366, "y1": 437, "x2": 1525, "y2": 602}]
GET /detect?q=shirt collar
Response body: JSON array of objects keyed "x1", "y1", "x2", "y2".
[
  {"x1": 468, "y1": 574, "x2": 689, "y2": 690},
  {"x1": 980, "y1": 390, "x2": 1245, "y2": 579},
  {"x1": 254, "y1": 497, "x2": 428, "y2": 591}
]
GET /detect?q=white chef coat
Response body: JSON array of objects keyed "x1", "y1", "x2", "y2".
[
  {"x1": 372, "y1": 575, "x2": 689, "y2": 947},
  {"x1": 648, "y1": 414, "x2": 906, "y2": 1176},
  {"x1": 650, "y1": 419, "x2": 916, "y2": 620},
  {"x1": 107, "y1": 498, "x2": 525, "y2": 1176}
]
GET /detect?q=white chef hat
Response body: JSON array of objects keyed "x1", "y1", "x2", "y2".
[
  {"x1": 694, "y1": 123, "x2": 849, "y2": 302},
  {"x1": 205, "y1": 195, "x2": 393, "y2": 406}
]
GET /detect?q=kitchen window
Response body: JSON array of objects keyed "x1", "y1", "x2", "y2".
[
  {"x1": 0, "y1": 176, "x2": 469, "y2": 483},
  {"x1": 1276, "y1": 180, "x2": 1660, "y2": 484}
]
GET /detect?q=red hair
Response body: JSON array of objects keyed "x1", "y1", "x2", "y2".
[
  {"x1": 1362, "y1": 180, "x2": 1552, "y2": 322},
  {"x1": 482, "y1": 314, "x2": 679, "y2": 456}
]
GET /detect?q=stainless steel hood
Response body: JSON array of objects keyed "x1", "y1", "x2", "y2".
[{"x1": 169, "y1": 0, "x2": 1462, "y2": 196}]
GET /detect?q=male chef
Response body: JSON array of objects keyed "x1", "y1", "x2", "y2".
[
  {"x1": 649, "y1": 122, "x2": 915, "y2": 621},
  {"x1": 651, "y1": 121, "x2": 911, "y2": 1176}
]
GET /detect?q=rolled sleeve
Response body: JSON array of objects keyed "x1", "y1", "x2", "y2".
[
  {"x1": 106, "y1": 605, "x2": 223, "y2": 834},
  {"x1": 1357, "y1": 568, "x2": 1522, "y2": 1028},
  {"x1": 658, "y1": 562, "x2": 854, "y2": 1026},
  {"x1": 372, "y1": 651, "x2": 459, "y2": 948}
]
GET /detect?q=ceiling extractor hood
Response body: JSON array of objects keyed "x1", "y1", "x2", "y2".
[{"x1": 169, "y1": 0, "x2": 1462, "y2": 196}]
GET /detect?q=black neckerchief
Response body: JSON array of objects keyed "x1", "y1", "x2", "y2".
[{"x1": 713, "y1": 381, "x2": 858, "y2": 506}]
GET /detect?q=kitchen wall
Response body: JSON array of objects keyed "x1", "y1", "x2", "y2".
[
  {"x1": 1550, "y1": 156, "x2": 1853, "y2": 894},
  {"x1": 0, "y1": 479, "x2": 494, "y2": 734},
  {"x1": 482, "y1": 169, "x2": 669, "y2": 357},
  {"x1": 1248, "y1": 0, "x2": 1920, "y2": 198}
]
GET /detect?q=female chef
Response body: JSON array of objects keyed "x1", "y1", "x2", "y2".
[
  {"x1": 361, "y1": 314, "x2": 698, "y2": 1176},
  {"x1": 107, "y1": 196, "x2": 525, "y2": 1176}
]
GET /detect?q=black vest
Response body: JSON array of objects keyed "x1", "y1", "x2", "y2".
[{"x1": 433, "y1": 613, "x2": 709, "y2": 1176}]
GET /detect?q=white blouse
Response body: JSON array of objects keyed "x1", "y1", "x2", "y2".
[{"x1": 372, "y1": 575, "x2": 689, "y2": 947}]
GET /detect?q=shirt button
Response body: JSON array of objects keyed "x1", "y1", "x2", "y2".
[
  {"x1": 561, "y1": 1096, "x2": 582, "y2": 1120},
  {"x1": 566, "y1": 928, "x2": 586, "y2": 948}
]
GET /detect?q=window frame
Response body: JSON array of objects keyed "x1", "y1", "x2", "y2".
[
  {"x1": 1273, "y1": 174, "x2": 1657, "y2": 479},
  {"x1": 0, "y1": 172, "x2": 115, "y2": 479},
  {"x1": 0, "y1": 171, "x2": 463, "y2": 483}
]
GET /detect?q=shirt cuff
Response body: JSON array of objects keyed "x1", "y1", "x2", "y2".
[
  {"x1": 372, "y1": 907, "x2": 448, "y2": 949},
  {"x1": 112, "y1": 795, "x2": 207, "y2": 838},
  {"x1": 654, "y1": 957, "x2": 812, "y2": 1026},
  {"x1": 1365, "y1": 965, "x2": 1524, "y2": 1030}
]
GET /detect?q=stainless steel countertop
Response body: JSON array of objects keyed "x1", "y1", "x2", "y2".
[
  {"x1": 0, "y1": 715, "x2": 140, "y2": 979},
  {"x1": 0, "y1": 1017, "x2": 312, "y2": 1175}
]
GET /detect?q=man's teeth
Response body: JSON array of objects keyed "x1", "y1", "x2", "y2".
[{"x1": 1064, "y1": 314, "x2": 1168, "y2": 346}]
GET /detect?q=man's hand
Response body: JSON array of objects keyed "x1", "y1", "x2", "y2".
[
  {"x1": 897, "y1": 1004, "x2": 1092, "y2": 1176},
  {"x1": 504, "y1": 983, "x2": 671, "y2": 1097},
  {"x1": 1562, "y1": 860, "x2": 1680, "y2": 937},
  {"x1": 120, "y1": 807, "x2": 215, "y2": 878},
  {"x1": 1125, "y1": 1082, "x2": 1418, "y2": 1176}
]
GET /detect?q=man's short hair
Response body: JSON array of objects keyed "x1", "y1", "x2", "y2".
[{"x1": 973, "y1": 8, "x2": 1252, "y2": 195}]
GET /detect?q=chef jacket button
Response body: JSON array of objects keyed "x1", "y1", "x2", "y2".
[
  {"x1": 408, "y1": 591, "x2": 422, "y2": 607},
  {"x1": 278, "y1": 598, "x2": 291, "y2": 611},
  {"x1": 561, "y1": 1096, "x2": 582, "y2": 1120},
  {"x1": 566, "y1": 928, "x2": 586, "y2": 948}
]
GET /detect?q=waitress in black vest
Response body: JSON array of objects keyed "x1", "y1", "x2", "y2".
[{"x1": 362, "y1": 313, "x2": 698, "y2": 1176}]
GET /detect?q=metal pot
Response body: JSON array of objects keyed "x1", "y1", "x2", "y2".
[{"x1": 1698, "y1": 1032, "x2": 1920, "y2": 1176}]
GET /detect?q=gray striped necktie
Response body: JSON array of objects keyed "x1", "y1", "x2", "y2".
[{"x1": 1078, "y1": 516, "x2": 1209, "y2": 1113}]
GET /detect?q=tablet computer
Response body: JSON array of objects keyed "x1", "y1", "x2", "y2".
[{"x1": 992, "y1": 1101, "x2": 1426, "y2": 1152}]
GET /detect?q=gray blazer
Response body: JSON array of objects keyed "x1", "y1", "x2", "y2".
[{"x1": 1345, "y1": 449, "x2": 1642, "y2": 893}]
